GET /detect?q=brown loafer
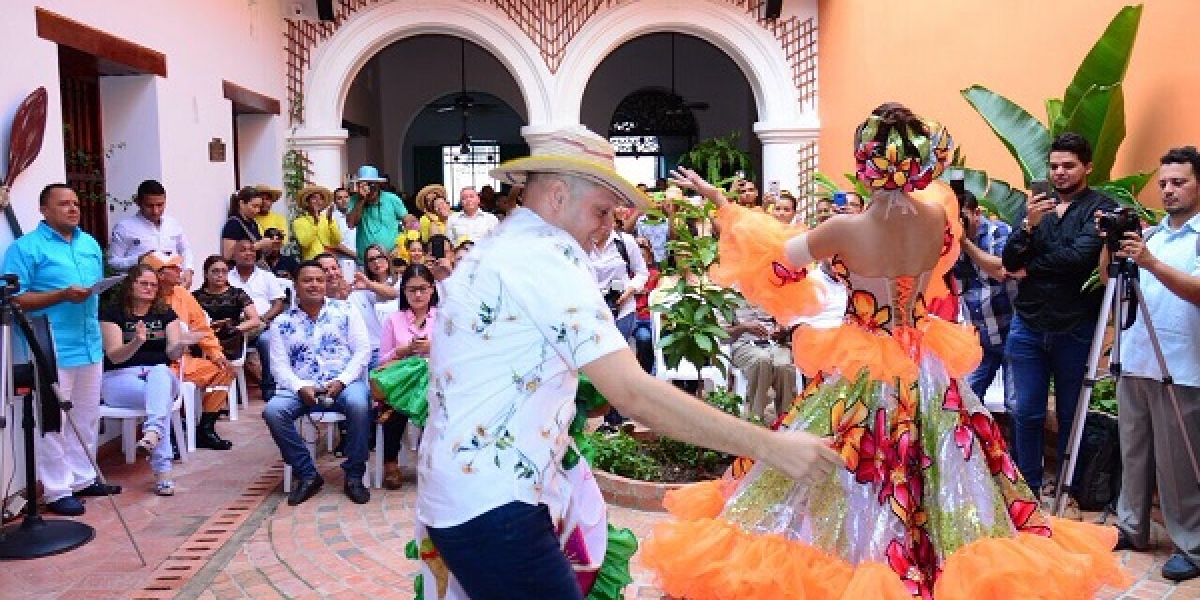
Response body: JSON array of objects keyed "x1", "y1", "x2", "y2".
[{"x1": 383, "y1": 463, "x2": 403, "y2": 490}]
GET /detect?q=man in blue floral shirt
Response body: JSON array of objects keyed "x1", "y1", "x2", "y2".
[{"x1": 263, "y1": 260, "x2": 372, "y2": 506}]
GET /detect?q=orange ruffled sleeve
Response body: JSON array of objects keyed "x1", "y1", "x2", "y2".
[{"x1": 710, "y1": 204, "x2": 827, "y2": 324}]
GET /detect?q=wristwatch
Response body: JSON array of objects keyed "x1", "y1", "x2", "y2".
[{"x1": 1020, "y1": 219, "x2": 1034, "y2": 234}]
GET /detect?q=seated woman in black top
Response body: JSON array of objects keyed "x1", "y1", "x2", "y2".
[
  {"x1": 222, "y1": 186, "x2": 278, "y2": 259},
  {"x1": 192, "y1": 255, "x2": 262, "y2": 360},
  {"x1": 100, "y1": 265, "x2": 197, "y2": 497}
]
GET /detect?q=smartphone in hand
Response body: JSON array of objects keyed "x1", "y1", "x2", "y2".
[{"x1": 1030, "y1": 179, "x2": 1051, "y2": 200}]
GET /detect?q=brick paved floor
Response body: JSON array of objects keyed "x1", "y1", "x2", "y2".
[{"x1": 1, "y1": 389, "x2": 1197, "y2": 599}]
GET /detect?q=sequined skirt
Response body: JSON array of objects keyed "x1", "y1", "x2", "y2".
[{"x1": 641, "y1": 354, "x2": 1129, "y2": 599}]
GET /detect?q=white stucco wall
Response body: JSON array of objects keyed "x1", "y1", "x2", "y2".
[
  {"x1": 0, "y1": 0, "x2": 287, "y2": 259},
  {"x1": 0, "y1": 0, "x2": 287, "y2": 498}
]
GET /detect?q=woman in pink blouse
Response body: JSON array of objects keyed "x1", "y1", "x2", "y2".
[{"x1": 370, "y1": 263, "x2": 438, "y2": 489}]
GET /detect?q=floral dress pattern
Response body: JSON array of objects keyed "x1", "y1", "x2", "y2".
[{"x1": 641, "y1": 194, "x2": 1128, "y2": 600}]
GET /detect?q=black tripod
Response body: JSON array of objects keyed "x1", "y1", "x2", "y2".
[
  {"x1": 1051, "y1": 256, "x2": 1200, "y2": 516},
  {"x1": 0, "y1": 274, "x2": 143, "y2": 563}
]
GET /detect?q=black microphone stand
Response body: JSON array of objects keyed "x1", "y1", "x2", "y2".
[{"x1": 0, "y1": 275, "x2": 94, "y2": 559}]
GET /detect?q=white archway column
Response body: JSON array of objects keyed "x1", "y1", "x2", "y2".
[
  {"x1": 291, "y1": 128, "x2": 349, "y2": 188},
  {"x1": 754, "y1": 122, "x2": 819, "y2": 196}
]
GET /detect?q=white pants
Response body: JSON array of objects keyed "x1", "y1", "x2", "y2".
[{"x1": 38, "y1": 362, "x2": 103, "y2": 502}]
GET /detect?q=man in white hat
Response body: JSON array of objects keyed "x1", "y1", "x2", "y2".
[
  {"x1": 346, "y1": 165, "x2": 407, "y2": 261},
  {"x1": 415, "y1": 126, "x2": 841, "y2": 599}
]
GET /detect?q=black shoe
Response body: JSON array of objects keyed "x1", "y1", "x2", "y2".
[
  {"x1": 287, "y1": 474, "x2": 324, "y2": 506},
  {"x1": 1162, "y1": 552, "x2": 1200, "y2": 582},
  {"x1": 344, "y1": 479, "x2": 370, "y2": 505},
  {"x1": 1113, "y1": 529, "x2": 1142, "y2": 552},
  {"x1": 75, "y1": 481, "x2": 122, "y2": 497},
  {"x1": 45, "y1": 496, "x2": 86, "y2": 516},
  {"x1": 197, "y1": 412, "x2": 234, "y2": 450}
]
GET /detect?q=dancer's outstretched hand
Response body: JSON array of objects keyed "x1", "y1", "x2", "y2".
[
  {"x1": 765, "y1": 431, "x2": 844, "y2": 483},
  {"x1": 669, "y1": 167, "x2": 727, "y2": 208}
]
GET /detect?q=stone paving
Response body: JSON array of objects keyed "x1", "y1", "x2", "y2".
[{"x1": 0, "y1": 389, "x2": 1197, "y2": 599}]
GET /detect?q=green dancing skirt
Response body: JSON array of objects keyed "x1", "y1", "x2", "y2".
[{"x1": 370, "y1": 357, "x2": 430, "y2": 426}]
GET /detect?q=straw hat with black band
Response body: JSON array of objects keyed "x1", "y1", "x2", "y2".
[
  {"x1": 490, "y1": 127, "x2": 651, "y2": 211},
  {"x1": 296, "y1": 185, "x2": 333, "y2": 212},
  {"x1": 415, "y1": 184, "x2": 448, "y2": 214}
]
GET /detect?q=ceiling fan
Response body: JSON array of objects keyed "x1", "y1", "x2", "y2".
[
  {"x1": 665, "y1": 33, "x2": 710, "y2": 114},
  {"x1": 427, "y1": 38, "x2": 500, "y2": 116}
]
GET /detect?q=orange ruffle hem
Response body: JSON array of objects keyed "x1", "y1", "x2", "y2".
[
  {"x1": 642, "y1": 509, "x2": 1129, "y2": 600},
  {"x1": 790, "y1": 317, "x2": 983, "y2": 383}
]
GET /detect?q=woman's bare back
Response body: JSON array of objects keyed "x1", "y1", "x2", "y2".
[{"x1": 808, "y1": 192, "x2": 946, "y2": 279}]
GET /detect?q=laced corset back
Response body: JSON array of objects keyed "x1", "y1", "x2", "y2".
[{"x1": 826, "y1": 256, "x2": 932, "y2": 333}]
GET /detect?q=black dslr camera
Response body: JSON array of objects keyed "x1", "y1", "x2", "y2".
[
  {"x1": 1097, "y1": 207, "x2": 1140, "y2": 252},
  {"x1": 603, "y1": 280, "x2": 626, "y2": 316}
]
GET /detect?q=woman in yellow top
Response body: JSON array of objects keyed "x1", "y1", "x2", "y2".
[
  {"x1": 291, "y1": 185, "x2": 342, "y2": 260},
  {"x1": 253, "y1": 185, "x2": 289, "y2": 244},
  {"x1": 415, "y1": 184, "x2": 451, "y2": 242}
]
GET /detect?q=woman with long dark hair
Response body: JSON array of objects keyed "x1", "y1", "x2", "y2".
[
  {"x1": 100, "y1": 265, "x2": 194, "y2": 496},
  {"x1": 221, "y1": 187, "x2": 275, "y2": 258},
  {"x1": 192, "y1": 255, "x2": 262, "y2": 360},
  {"x1": 369, "y1": 263, "x2": 439, "y2": 489}
]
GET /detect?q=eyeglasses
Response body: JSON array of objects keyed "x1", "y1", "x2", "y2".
[
  {"x1": 133, "y1": 280, "x2": 159, "y2": 288},
  {"x1": 368, "y1": 255, "x2": 389, "y2": 262},
  {"x1": 391, "y1": 258, "x2": 407, "y2": 267},
  {"x1": 403, "y1": 285, "x2": 433, "y2": 294}
]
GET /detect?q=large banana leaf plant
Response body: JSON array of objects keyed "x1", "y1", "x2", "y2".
[{"x1": 952, "y1": 4, "x2": 1160, "y2": 226}]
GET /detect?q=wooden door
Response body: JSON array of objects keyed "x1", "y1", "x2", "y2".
[{"x1": 58, "y1": 46, "x2": 108, "y2": 246}]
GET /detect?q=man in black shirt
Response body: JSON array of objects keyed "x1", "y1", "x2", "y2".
[{"x1": 1001, "y1": 132, "x2": 1117, "y2": 497}]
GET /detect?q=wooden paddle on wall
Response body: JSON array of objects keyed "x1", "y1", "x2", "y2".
[{"x1": 0, "y1": 87, "x2": 50, "y2": 238}]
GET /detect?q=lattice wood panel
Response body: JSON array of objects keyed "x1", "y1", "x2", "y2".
[
  {"x1": 283, "y1": 0, "x2": 819, "y2": 124},
  {"x1": 797, "y1": 139, "x2": 820, "y2": 219}
]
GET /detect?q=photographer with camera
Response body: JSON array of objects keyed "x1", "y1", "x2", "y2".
[
  {"x1": 263, "y1": 260, "x2": 373, "y2": 506},
  {"x1": 346, "y1": 165, "x2": 408, "y2": 261},
  {"x1": 1000, "y1": 132, "x2": 1117, "y2": 500},
  {"x1": 590, "y1": 211, "x2": 648, "y2": 429},
  {"x1": 1099, "y1": 146, "x2": 1200, "y2": 581},
  {"x1": 590, "y1": 212, "x2": 649, "y2": 341}
]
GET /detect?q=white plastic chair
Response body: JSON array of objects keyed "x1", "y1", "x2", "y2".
[
  {"x1": 99, "y1": 360, "x2": 194, "y2": 464},
  {"x1": 225, "y1": 334, "x2": 251, "y2": 421},
  {"x1": 373, "y1": 417, "x2": 420, "y2": 489},
  {"x1": 98, "y1": 395, "x2": 189, "y2": 465}
]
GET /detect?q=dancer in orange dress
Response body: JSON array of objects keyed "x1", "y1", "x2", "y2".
[{"x1": 641, "y1": 103, "x2": 1130, "y2": 600}]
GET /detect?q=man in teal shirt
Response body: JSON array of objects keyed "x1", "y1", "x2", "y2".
[
  {"x1": 3, "y1": 184, "x2": 119, "y2": 516},
  {"x1": 346, "y1": 165, "x2": 407, "y2": 261}
]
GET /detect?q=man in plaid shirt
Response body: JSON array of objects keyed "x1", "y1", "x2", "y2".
[{"x1": 954, "y1": 190, "x2": 1019, "y2": 402}]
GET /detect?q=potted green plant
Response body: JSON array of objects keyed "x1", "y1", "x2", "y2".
[
  {"x1": 679, "y1": 131, "x2": 753, "y2": 186},
  {"x1": 953, "y1": 4, "x2": 1158, "y2": 227}
]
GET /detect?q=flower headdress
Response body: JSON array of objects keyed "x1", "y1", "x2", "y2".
[{"x1": 854, "y1": 115, "x2": 952, "y2": 192}]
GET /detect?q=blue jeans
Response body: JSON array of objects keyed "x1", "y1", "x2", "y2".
[
  {"x1": 101, "y1": 364, "x2": 180, "y2": 475},
  {"x1": 253, "y1": 331, "x2": 275, "y2": 400},
  {"x1": 427, "y1": 502, "x2": 583, "y2": 600},
  {"x1": 262, "y1": 381, "x2": 371, "y2": 481},
  {"x1": 1004, "y1": 314, "x2": 1096, "y2": 492},
  {"x1": 632, "y1": 317, "x2": 654, "y2": 374},
  {"x1": 966, "y1": 342, "x2": 1006, "y2": 402}
]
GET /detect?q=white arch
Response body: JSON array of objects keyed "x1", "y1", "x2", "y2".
[
  {"x1": 301, "y1": 1, "x2": 553, "y2": 137},
  {"x1": 553, "y1": 0, "x2": 807, "y2": 127}
]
